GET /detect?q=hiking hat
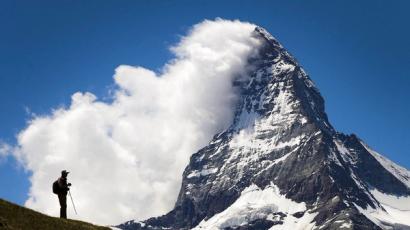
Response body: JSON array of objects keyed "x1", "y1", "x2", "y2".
[{"x1": 61, "y1": 170, "x2": 70, "y2": 176}]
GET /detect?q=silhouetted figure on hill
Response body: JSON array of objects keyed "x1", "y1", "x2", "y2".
[{"x1": 53, "y1": 170, "x2": 71, "y2": 219}]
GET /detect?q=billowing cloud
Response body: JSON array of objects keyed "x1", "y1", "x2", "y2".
[
  {"x1": 12, "y1": 19, "x2": 260, "y2": 225},
  {"x1": 0, "y1": 142, "x2": 11, "y2": 162}
]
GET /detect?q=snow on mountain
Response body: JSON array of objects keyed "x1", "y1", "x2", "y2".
[
  {"x1": 365, "y1": 189, "x2": 410, "y2": 226},
  {"x1": 118, "y1": 26, "x2": 410, "y2": 230},
  {"x1": 193, "y1": 183, "x2": 317, "y2": 230},
  {"x1": 332, "y1": 137, "x2": 410, "y2": 229}
]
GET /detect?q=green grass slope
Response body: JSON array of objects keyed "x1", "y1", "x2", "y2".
[{"x1": 0, "y1": 199, "x2": 110, "y2": 230}]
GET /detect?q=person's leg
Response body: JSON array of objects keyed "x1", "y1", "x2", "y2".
[
  {"x1": 61, "y1": 195, "x2": 67, "y2": 218},
  {"x1": 58, "y1": 194, "x2": 67, "y2": 218},
  {"x1": 58, "y1": 194, "x2": 63, "y2": 218}
]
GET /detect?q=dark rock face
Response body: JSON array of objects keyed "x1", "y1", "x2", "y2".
[{"x1": 118, "y1": 27, "x2": 410, "y2": 230}]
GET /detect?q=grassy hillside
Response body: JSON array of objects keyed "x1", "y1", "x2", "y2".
[{"x1": 0, "y1": 199, "x2": 110, "y2": 230}]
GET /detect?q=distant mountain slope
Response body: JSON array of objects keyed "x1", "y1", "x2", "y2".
[{"x1": 0, "y1": 198, "x2": 109, "y2": 230}]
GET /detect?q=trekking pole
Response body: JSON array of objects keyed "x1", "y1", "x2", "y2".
[{"x1": 68, "y1": 190, "x2": 78, "y2": 215}]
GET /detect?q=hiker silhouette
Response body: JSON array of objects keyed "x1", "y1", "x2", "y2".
[{"x1": 53, "y1": 170, "x2": 72, "y2": 219}]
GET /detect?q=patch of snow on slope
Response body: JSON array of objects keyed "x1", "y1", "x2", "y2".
[
  {"x1": 361, "y1": 141, "x2": 410, "y2": 189},
  {"x1": 271, "y1": 60, "x2": 295, "y2": 75},
  {"x1": 193, "y1": 183, "x2": 317, "y2": 230},
  {"x1": 187, "y1": 168, "x2": 218, "y2": 178},
  {"x1": 223, "y1": 127, "x2": 305, "y2": 176},
  {"x1": 268, "y1": 211, "x2": 317, "y2": 230},
  {"x1": 255, "y1": 146, "x2": 301, "y2": 177},
  {"x1": 339, "y1": 222, "x2": 352, "y2": 229},
  {"x1": 229, "y1": 127, "x2": 304, "y2": 155},
  {"x1": 372, "y1": 189, "x2": 410, "y2": 226},
  {"x1": 334, "y1": 139, "x2": 355, "y2": 164},
  {"x1": 354, "y1": 189, "x2": 410, "y2": 228}
]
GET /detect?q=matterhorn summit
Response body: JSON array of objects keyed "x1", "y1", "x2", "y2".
[{"x1": 118, "y1": 26, "x2": 410, "y2": 230}]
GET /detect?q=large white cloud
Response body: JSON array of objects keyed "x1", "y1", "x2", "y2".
[{"x1": 12, "y1": 19, "x2": 261, "y2": 225}]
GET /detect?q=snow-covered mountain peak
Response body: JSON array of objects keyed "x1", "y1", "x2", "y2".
[
  {"x1": 253, "y1": 26, "x2": 285, "y2": 50},
  {"x1": 118, "y1": 26, "x2": 410, "y2": 230},
  {"x1": 230, "y1": 27, "x2": 334, "y2": 135}
]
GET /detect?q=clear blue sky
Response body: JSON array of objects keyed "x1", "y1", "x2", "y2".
[{"x1": 1, "y1": 0, "x2": 409, "y2": 205}]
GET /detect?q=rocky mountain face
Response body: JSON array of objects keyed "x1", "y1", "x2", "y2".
[{"x1": 118, "y1": 27, "x2": 410, "y2": 230}]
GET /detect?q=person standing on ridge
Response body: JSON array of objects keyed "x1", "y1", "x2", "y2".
[{"x1": 53, "y1": 170, "x2": 72, "y2": 219}]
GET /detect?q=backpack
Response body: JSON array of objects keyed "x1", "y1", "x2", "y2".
[{"x1": 52, "y1": 180, "x2": 60, "y2": 194}]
